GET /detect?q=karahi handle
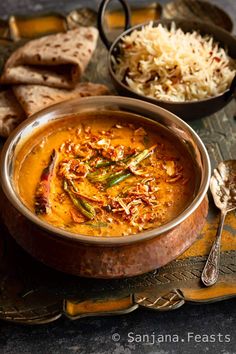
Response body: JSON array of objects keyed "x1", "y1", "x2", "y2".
[{"x1": 97, "y1": 0, "x2": 131, "y2": 50}]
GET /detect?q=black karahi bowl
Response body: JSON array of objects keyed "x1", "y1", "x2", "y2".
[{"x1": 98, "y1": 0, "x2": 236, "y2": 120}]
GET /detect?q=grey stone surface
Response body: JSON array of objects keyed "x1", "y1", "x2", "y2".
[
  {"x1": 0, "y1": 299, "x2": 236, "y2": 354},
  {"x1": 0, "y1": 1, "x2": 235, "y2": 353}
]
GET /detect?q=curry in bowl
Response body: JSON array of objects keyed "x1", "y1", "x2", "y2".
[{"x1": 14, "y1": 111, "x2": 196, "y2": 237}]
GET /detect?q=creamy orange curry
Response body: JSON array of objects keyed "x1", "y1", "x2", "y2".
[{"x1": 15, "y1": 112, "x2": 196, "y2": 237}]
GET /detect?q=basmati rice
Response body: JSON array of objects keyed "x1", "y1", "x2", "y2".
[{"x1": 113, "y1": 22, "x2": 236, "y2": 102}]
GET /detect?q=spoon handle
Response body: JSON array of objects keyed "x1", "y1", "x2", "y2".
[{"x1": 201, "y1": 210, "x2": 226, "y2": 287}]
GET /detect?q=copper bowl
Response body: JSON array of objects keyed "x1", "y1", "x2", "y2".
[
  {"x1": 97, "y1": 0, "x2": 236, "y2": 120},
  {"x1": 0, "y1": 96, "x2": 210, "y2": 278}
]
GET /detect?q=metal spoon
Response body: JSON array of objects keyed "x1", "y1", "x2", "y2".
[{"x1": 201, "y1": 160, "x2": 236, "y2": 287}]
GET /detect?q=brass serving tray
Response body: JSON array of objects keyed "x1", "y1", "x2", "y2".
[{"x1": 0, "y1": 6, "x2": 235, "y2": 324}]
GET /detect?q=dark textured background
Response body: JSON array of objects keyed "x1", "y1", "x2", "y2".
[
  {"x1": 1, "y1": 300, "x2": 236, "y2": 354},
  {"x1": 0, "y1": 0, "x2": 235, "y2": 28},
  {"x1": 0, "y1": 1, "x2": 236, "y2": 353}
]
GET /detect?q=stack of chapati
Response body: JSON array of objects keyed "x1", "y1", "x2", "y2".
[{"x1": 0, "y1": 27, "x2": 109, "y2": 137}]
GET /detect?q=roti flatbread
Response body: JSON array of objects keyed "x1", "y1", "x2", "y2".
[
  {"x1": 13, "y1": 82, "x2": 109, "y2": 116},
  {"x1": 0, "y1": 27, "x2": 98, "y2": 88},
  {"x1": 0, "y1": 90, "x2": 25, "y2": 137}
]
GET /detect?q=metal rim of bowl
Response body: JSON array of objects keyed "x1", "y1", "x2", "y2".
[
  {"x1": 1, "y1": 95, "x2": 211, "y2": 245},
  {"x1": 108, "y1": 18, "x2": 235, "y2": 106}
]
